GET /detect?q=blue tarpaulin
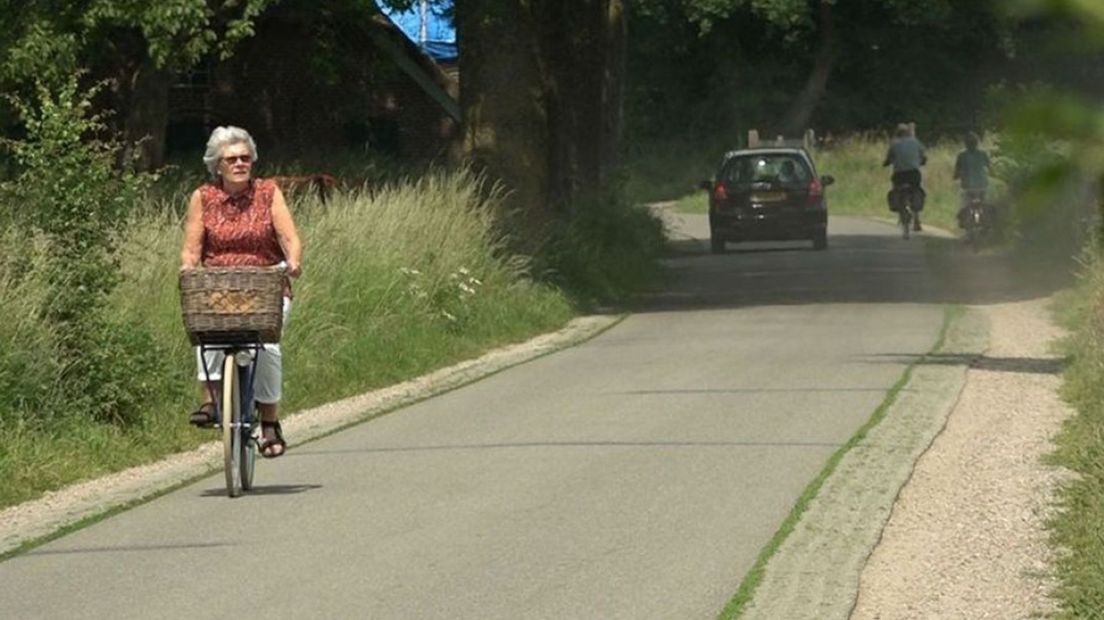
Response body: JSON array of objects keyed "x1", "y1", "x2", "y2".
[{"x1": 377, "y1": 1, "x2": 457, "y2": 63}]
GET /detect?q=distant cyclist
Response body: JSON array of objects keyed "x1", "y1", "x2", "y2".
[
  {"x1": 883, "y1": 123, "x2": 927, "y2": 231},
  {"x1": 953, "y1": 132, "x2": 992, "y2": 228}
]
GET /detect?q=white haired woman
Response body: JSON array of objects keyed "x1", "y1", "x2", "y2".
[{"x1": 180, "y1": 126, "x2": 303, "y2": 458}]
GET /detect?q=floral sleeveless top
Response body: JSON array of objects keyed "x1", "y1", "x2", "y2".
[{"x1": 199, "y1": 178, "x2": 291, "y2": 294}]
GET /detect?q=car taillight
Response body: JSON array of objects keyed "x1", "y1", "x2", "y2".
[
  {"x1": 713, "y1": 182, "x2": 728, "y2": 202},
  {"x1": 807, "y1": 177, "x2": 823, "y2": 207}
]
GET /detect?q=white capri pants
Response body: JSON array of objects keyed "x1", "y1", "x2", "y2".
[{"x1": 195, "y1": 298, "x2": 291, "y2": 404}]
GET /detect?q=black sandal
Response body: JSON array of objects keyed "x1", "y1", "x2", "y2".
[
  {"x1": 189, "y1": 402, "x2": 217, "y2": 427},
  {"x1": 259, "y1": 421, "x2": 287, "y2": 458}
]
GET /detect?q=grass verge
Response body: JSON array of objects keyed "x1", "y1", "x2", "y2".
[
  {"x1": 717, "y1": 306, "x2": 958, "y2": 619},
  {"x1": 1048, "y1": 251, "x2": 1104, "y2": 618}
]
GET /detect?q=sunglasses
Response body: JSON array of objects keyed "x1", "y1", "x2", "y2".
[{"x1": 222, "y1": 154, "x2": 253, "y2": 165}]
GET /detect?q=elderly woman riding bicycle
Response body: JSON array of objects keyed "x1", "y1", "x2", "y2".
[{"x1": 180, "y1": 126, "x2": 303, "y2": 458}]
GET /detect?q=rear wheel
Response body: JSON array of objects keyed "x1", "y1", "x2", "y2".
[
  {"x1": 812, "y1": 231, "x2": 828, "y2": 251},
  {"x1": 222, "y1": 355, "x2": 243, "y2": 498},
  {"x1": 710, "y1": 236, "x2": 725, "y2": 254},
  {"x1": 899, "y1": 207, "x2": 912, "y2": 240}
]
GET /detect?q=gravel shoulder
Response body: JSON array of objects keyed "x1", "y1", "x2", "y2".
[
  {"x1": 740, "y1": 296, "x2": 1073, "y2": 619},
  {"x1": 741, "y1": 306, "x2": 989, "y2": 619},
  {"x1": 851, "y1": 296, "x2": 1073, "y2": 619},
  {"x1": 738, "y1": 222, "x2": 1073, "y2": 619}
]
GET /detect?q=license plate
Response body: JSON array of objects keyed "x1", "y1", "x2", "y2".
[{"x1": 751, "y1": 191, "x2": 786, "y2": 203}]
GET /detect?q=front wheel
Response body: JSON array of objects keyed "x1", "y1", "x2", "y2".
[
  {"x1": 222, "y1": 355, "x2": 243, "y2": 498},
  {"x1": 240, "y1": 407, "x2": 257, "y2": 491},
  {"x1": 965, "y1": 207, "x2": 983, "y2": 253}
]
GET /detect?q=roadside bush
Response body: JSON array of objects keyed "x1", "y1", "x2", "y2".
[
  {"x1": 539, "y1": 193, "x2": 666, "y2": 306},
  {"x1": 994, "y1": 131, "x2": 1096, "y2": 259},
  {"x1": 0, "y1": 76, "x2": 163, "y2": 427}
]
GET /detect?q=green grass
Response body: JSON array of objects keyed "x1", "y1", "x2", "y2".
[
  {"x1": 1047, "y1": 250, "x2": 1104, "y2": 618},
  {"x1": 0, "y1": 170, "x2": 579, "y2": 508}
]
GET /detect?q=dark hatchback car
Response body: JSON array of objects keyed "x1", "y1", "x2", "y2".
[{"x1": 700, "y1": 147, "x2": 834, "y2": 252}]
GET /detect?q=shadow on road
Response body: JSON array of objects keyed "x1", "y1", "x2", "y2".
[
  {"x1": 636, "y1": 228, "x2": 1072, "y2": 312},
  {"x1": 865, "y1": 352, "x2": 1068, "y2": 375},
  {"x1": 288, "y1": 439, "x2": 844, "y2": 458},
  {"x1": 199, "y1": 483, "x2": 323, "y2": 497},
  {"x1": 22, "y1": 542, "x2": 234, "y2": 556}
]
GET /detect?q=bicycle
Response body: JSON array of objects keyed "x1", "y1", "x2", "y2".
[
  {"x1": 960, "y1": 189, "x2": 989, "y2": 252},
  {"x1": 181, "y1": 265, "x2": 286, "y2": 498},
  {"x1": 889, "y1": 182, "x2": 924, "y2": 240}
]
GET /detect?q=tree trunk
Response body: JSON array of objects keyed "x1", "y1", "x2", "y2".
[
  {"x1": 602, "y1": 0, "x2": 627, "y2": 188},
  {"x1": 782, "y1": 0, "x2": 835, "y2": 136},
  {"x1": 120, "y1": 58, "x2": 170, "y2": 170},
  {"x1": 97, "y1": 33, "x2": 171, "y2": 171},
  {"x1": 455, "y1": 0, "x2": 552, "y2": 231},
  {"x1": 455, "y1": 1, "x2": 627, "y2": 239}
]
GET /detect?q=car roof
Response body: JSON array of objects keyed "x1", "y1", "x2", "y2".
[
  {"x1": 723, "y1": 147, "x2": 811, "y2": 158},
  {"x1": 720, "y1": 147, "x2": 816, "y2": 169}
]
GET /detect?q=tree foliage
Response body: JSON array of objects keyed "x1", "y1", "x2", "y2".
[
  {"x1": 626, "y1": 0, "x2": 1045, "y2": 140},
  {"x1": 1, "y1": 0, "x2": 277, "y2": 84},
  {"x1": 638, "y1": 0, "x2": 954, "y2": 34}
]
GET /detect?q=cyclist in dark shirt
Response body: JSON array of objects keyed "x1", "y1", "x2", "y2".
[{"x1": 954, "y1": 132, "x2": 992, "y2": 228}]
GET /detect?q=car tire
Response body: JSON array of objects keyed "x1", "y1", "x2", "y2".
[
  {"x1": 710, "y1": 236, "x2": 726, "y2": 254},
  {"x1": 812, "y1": 232, "x2": 828, "y2": 251}
]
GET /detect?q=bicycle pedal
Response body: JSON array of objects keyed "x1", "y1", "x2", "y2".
[{"x1": 189, "y1": 416, "x2": 218, "y2": 429}]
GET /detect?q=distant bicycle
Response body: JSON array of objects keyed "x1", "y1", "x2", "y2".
[{"x1": 960, "y1": 189, "x2": 992, "y2": 252}]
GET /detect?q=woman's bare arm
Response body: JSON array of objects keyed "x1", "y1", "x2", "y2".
[
  {"x1": 180, "y1": 189, "x2": 204, "y2": 269},
  {"x1": 271, "y1": 186, "x2": 303, "y2": 277}
]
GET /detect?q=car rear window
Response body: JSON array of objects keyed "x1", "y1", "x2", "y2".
[{"x1": 722, "y1": 154, "x2": 812, "y2": 188}]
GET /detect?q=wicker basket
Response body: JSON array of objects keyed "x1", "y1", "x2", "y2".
[{"x1": 180, "y1": 267, "x2": 284, "y2": 345}]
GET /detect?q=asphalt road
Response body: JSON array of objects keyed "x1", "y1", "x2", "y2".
[{"x1": 1, "y1": 215, "x2": 959, "y2": 619}]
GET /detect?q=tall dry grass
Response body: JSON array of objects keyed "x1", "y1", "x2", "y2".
[{"x1": 0, "y1": 170, "x2": 575, "y2": 507}]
